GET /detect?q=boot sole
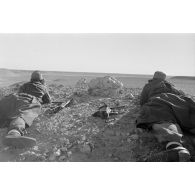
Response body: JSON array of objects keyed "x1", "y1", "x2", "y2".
[{"x1": 146, "y1": 147, "x2": 191, "y2": 162}]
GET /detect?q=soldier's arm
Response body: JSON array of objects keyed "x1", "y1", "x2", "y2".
[
  {"x1": 18, "y1": 84, "x2": 25, "y2": 93},
  {"x1": 167, "y1": 81, "x2": 185, "y2": 96},
  {"x1": 173, "y1": 87, "x2": 185, "y2": 96},
  {"x1": 42, "y1": 87, "x2": 52, "y2": 104},
  {"x1": 140, "y1": 84, "x2": 150, "y2": 106}
]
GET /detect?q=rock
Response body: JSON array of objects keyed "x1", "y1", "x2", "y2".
[
  {"x1": 60, "y1": 147, "x2": 68, "y2": 153},
  {"x1": 69, "y1": 152, "x2": 87, "y2": 162},
  {"x1": 59, "y1": 155, "x2": 67, "y2": 161},
  {"x1": 114, "y1": 100, "x2": 121, "y2": 106},
  {"x1": 123, "y1": 93, "x2": 135, "y2": 100},
  {"x1": 127, "y1": 134, "x2": 139, "y2": 143},
  {"x1": 128, "y1": 93, "x2": 135, "y2": 99},
  {"x1": 74, "y1": 78, "x2": 89, "y2": 96},
  {"x1": 113, "y1": 157, "x2": 120, "y2": 161},
  {"x1": 81, "y1": 135, "x2": 87, "y2": 141},
  {"x1": 67, "y1": 151, "x2": 72, "y2": 157},
  {"x1": 130, "y1": 134, "x2": 139, "y2": 140},
  {"x1": 131, "y1": 113, "x2": 139, "y2": 118},
  {"x1": 136, "y1": 128, "x2": 144, "y2": 134},
  {"x1": 115, "y1": 131, "x2": 121, "y2": 137},
  {"x1": 59, "y1": 138, "x2": 70, "y2": 145},
  {"x1": 108, "y1": 153, "x2": 113, "y2": 157},
  {"x1": 75, "y1": 78, "x2": 88, "y2": 89},
  {"x1": 88, "y1": 76, "x2": 123, "y2": 97},
  {"x1": 33, "y1": 146, "x2": 39, "y2": 151},
  {"x1": 80, "y1": 143, "x2": 92, "y2": 153},
  {"x1": 48, "y1": 153, "x2": 56, "y2": 161},
  {"x1": 127, "y1": 138, "x2": 131, "y2": 143},
  {"x1": 55, "y1": 149, "x2": 61, "y2": 156},
  {"x1": 104, "y1": 129, "x2": 115, "y2": 136}
]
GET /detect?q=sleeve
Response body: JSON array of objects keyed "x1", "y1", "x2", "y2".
[
  {"x1": 140, "y1": 84, "x2": 150, "y2": 106},
  {"x1": 166, "y1": 81, "x2": 185, "y2": 96},
  {"x1": 18, "y1": 84, "x2": 25, "y2": 93},
  {"x1": 172, "y1": 86, "x2": 185, "y2": 96},
  {"x1": 42, "y1": 87, "x2": 52, "y2": 104}
]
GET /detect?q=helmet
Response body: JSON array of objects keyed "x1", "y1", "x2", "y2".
[
  {"x1": 153, "y1": 71, "x2": 166, "y2": 80},
  {"x1": 31, "y1": 71, "x2": 43, "y2": 81}
]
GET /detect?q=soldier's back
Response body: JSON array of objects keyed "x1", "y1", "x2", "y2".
[{"x1": 19, "y1": 81, "x2": 47, "y2": 100}]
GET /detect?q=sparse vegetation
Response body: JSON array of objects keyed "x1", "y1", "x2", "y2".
[{"x1": 0, "y1": 70, "x2": 195, "y2": 161}]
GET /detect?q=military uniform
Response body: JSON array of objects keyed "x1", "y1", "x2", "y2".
[
  {"x1": 140, "y1": 79, "x2": 184, "y2": 106},
  {"x1": 19, "y1": 81, "x2": 51, "y2": 104},
  {"x1": 0, "y1": 81, "x2": 51, "y2": 133},
  {"x1": 1, "y1": 71, "x2": 51, "y2": 148},
  {"x1": 137, "y1": 71, "x2": 191, "y2": 161}
]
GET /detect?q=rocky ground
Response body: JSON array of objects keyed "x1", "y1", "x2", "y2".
[{"x1": 0, "y1": 81, "x2": 194, "y2": 162}]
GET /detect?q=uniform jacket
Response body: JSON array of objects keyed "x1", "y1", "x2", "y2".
[
  {"x1": 140, "y1": 79, "x2": 184, "y2": 106},
  {"x1": 0, "y1": 81, "x2": 51, "y2": 126},
  {"x1": 19, "y1": 81, "x2": 51, "y2": 104}
]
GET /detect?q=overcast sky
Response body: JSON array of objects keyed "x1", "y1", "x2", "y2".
[{"x1": 0, "y1": 33, "x2": 194, "y2": 76}]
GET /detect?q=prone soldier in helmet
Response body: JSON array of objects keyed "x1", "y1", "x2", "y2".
[{"x1": 0, "y1": 71, "x2": 51, "y2": 148}]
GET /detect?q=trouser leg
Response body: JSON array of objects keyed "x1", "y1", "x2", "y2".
[
  {"x1": 149, "y1": 122, "x2": 191, "y2": 162},
  {"x1": 8, "y1": 117, "x2": 26, "y2": 135},
  {"x1": 152, "y1": 122, "x2": 183, "y2": 143},
  {"x1": 4, "y1": 117, "x2": 36, "y2": 148}
]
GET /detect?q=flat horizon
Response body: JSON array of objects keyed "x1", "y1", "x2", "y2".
[
  {"x1": 1, "y1": 34, "x2": 195, "y2": 77},
  {"x1": 0, "y1": 67, "x2": 194, "y2": 78}
]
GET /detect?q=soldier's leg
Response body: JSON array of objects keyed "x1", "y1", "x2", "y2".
[
  {"x1": 152, "y1": 122, "x2": 183, "y2": 143},
  {"x1": 8, "y1": 117, "x2": 26, "y2": 135},
  {"x1": 3, "y1": 117, "x2": 36, "y2": 148},
  {"x1": 146, "y1": 122, "x2": 191, "y2": 162}
]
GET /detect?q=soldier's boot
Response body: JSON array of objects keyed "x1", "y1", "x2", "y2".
[
  {"x1": 3, "y1": 129, "x2": 36, "y2": 149},
  {"x1": 146, "y1": 142, "x2": 191, "y2": 162}
]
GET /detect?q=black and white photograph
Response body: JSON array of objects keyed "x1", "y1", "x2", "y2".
[
  {"x1": 0, "y1": 0, "x2": 195, "y2": 195},
  {"x1": 0, "y1": 33, "x2": 194, "y2": 162}
]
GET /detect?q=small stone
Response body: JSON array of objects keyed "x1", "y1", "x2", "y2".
[
  {"x1": 67, "y1": 151, "x2": 72, "y2": 157},
  {"x1": 48, "y1": 153, "x2": 56, "y2": 161},
  {"x1": 33, "y1": 146, "x2": 39, "y2": 151},
  {"x1": 108, "y1": 153, "x2": 113, "y2": 157},
  {"x1": 59, "y1": 138, "x2": 70, "y2": 145},
  {"x1": 127, "y1": 138, "x2": 131, "y2": 143},
  {"x1": 115, "y1": 100, "x2": 120, "y2": 106},
  {"x1": 104, "y1": 129, "x2": 115, "y2": 136},
  {"x1": 60, "y1": 147, "x2": 68, "y2": 153},
  {"x1": 55, "y1": 149, "x2": 61, "y2": 156},
  {"x1": 115, "y1": 131, "x2": 121, "y2": 137},
  {"x1": 129, "y1": 93, "x2": 134, "y2": 99},
  {"x1": 2, "y1": 147, "x2": 9, "y2": 151},
  {"x1": 80, "y1": 144, "x2": 92, "y2": 153},
  {"x1": 120, "y1": 132, "x2": 127, "y2": 137},
  {"x1": 59, "y1": 156, "x2": 66, "y2": 161},
  {"x1": 136, "y1": 128, "x2": 144, "y2": 134},
  {"x1": 113, "y1": 157, "x2": 119, "y2": 161},
  {"x1": 130, "y1": 134, "x2": 139, "y2": 140},
  {"x1": 81, "y1": 135, "x2": 87, "y2": 141}
]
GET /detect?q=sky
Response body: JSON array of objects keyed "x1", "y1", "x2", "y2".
[{"x1": 0, "y1": 33, "x2": 195, "y2": 76}]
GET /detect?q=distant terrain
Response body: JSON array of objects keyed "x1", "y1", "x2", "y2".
[
  {"x1": 170, "y1": 76, "x2": 195, "y2": 80},
  {"x1": 0, "y1": 68, "x2": 195, "y2": 161},
  {"x1": 1, "y1": 68, "x2": 195, "y2": 95},
  {"x1": 0, "y1": 68, "x2": 152, "y2": 88}
]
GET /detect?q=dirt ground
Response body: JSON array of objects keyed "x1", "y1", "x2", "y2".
[{"x1": 0, "y1": 81, "x2": 195, "y2": 162}]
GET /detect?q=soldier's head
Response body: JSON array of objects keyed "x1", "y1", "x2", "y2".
[
  {"x1": 30, "y1": 71, "x2": 44, "y2": 83},
  {"x1": 153, "y1": 71, "x2": 166, "y2": 80}
]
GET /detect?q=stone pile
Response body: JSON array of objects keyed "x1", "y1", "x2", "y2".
[
  {"x1": 88, "y1": 76, "x2": 123, "y2": 97},
  {"x1": 74, "y1": 78, "x2": 89, "y2": 96}
]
